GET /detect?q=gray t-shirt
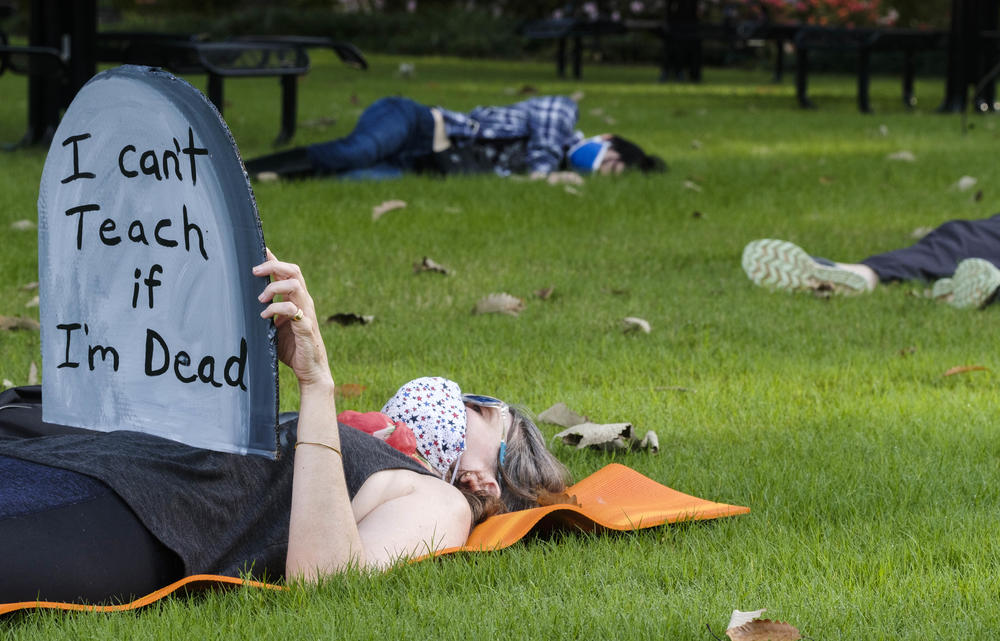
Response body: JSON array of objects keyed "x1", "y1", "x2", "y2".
[{"x1": 0, "y1": 399, "x2": 434, "y2": 579}]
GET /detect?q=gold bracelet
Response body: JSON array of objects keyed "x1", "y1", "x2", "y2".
[{"x1": 294, "y1": 441, "x2": 343, "y2": 457}]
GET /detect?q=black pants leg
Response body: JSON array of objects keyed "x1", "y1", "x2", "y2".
[
  {"x1": 0, "y1": 457, "x2": 184, "y2": 605},
  {"x1": 861, "y1": 213, "x2": 1000, "y2": 283},
  {"x1": 243, "y1": 147, "x2": 316, "y2": 179}
]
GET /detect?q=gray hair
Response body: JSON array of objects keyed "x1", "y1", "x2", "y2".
[{"x1": 498, "y1": 406, "x2": 572, "y2": 512}]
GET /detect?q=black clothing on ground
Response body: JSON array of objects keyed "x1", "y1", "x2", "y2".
[
  {"x1": 0, "y1": 386, "x2": 434, "y2": 603},
  {"x1": 861, "y1": 214, "x2": 1000, "y2": 282}
]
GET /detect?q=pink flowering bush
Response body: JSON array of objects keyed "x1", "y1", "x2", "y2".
[{"x1": 743, "y1": 0, "x2": 899, "y2": 27}]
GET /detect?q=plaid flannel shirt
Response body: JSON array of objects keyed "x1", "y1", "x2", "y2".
[{"x1": 437, "y1": 95, "x2": 583, "y2": 175}]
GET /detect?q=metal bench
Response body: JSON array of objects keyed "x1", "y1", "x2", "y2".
[
  {"x1": 791, "y1": 26, "x2": 948, "y2": 112},
  {"x1": 97, "y1": 33, "x2": 369, "y2": 146}
]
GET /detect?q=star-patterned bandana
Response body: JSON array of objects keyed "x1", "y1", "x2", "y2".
[{"x1": 381, "y1": 376, "x2": 467, "y2": 478}]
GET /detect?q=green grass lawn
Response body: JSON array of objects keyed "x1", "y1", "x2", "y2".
[{"x1": 2, "y1": 53, "x2": 999, "y2": 639}]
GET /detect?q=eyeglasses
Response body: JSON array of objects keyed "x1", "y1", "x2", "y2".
[{"x1": 451, "y1": 393, "x2": 513, "y2": 490}]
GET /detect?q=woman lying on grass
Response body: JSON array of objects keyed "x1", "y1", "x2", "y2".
[{"x1": 0, "y1": 251, "x2": 569, "y2": 604}]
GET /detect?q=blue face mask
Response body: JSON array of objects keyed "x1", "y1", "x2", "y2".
[{"x1": 568, "y1": 136, "x2": 610, "y2": 172}]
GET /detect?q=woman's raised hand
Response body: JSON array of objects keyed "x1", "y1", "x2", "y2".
[{"x1": 253, "y1": 249, "x2": 333, "y2": 389}]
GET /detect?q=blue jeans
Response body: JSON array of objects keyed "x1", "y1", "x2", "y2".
[{"x1": 306, "y1": 97, "x2": 435, "y2": 179}]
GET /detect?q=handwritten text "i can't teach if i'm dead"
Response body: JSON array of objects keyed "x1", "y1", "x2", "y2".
[{"x1": 55, "y1": 128, "x2": 249, "y2": 390}]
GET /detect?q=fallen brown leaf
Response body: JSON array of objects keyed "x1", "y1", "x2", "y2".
[
  {"x1": 20, "y1": 281, "x2": 38, "y2": 291},
  {"x1": 25, "y1": 295, "x2": 39, "y2": 308},
  {"x1": 413, "y1": 256, "x2": 451, "y2": 275},
  {"x1": 372, "y1": 199, "x2": 407, "y2": 221},
  {"x1": 10, "y1": 219, "x2": 35, "y2": 231},
  {"x1": 518, "y1": 84, "x2": 537, "y2": 95},
  {"x1": 534, "y1": 286, "x2": 554, "y2": 300},
  {"x1": 622, "y1": 317, "x2": 651, "y2": 334},
  {"x1": 0, "y1": 316, "x2": 40, "y2": 331},
  {"x1": 726, "y1": 619, "x2": 801, "y2": 641},
  {"x1": 536, "y1": 489, "x2": 580, "y2": 507},
  {"x1": 27, "y1": 362, "x2": 38, "y2": 386},
  {"x1": 538, "y1": 402, "x2": 590, "y2": 428},
  {"x1": 943, "y1": 365, "x2": 989, "y2": 377},
  {"x1": 335, "y1": 383, "x2": 367, "y2": 399},
  {"x1": 325, "y1": 313, "x2": 374, "y2": 326},
  {"x1": 472, "y1": 293, "x2": 524, "y2": 316}
]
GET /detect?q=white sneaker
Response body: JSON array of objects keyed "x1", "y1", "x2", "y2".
[
  {"x1": 742, "y1": 239, "x2": 870, "y2": 294},
  {"x1": 931, "y1": 258, "x2": 1000, "y2": 309}
]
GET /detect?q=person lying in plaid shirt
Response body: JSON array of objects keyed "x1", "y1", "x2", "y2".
[{"x1": 245, "y1": 95, "x2": 666, "y2": 181}]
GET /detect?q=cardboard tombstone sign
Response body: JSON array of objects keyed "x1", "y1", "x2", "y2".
[{"x1": 38, "y1": 65, "x2": 278, "y2": 457}]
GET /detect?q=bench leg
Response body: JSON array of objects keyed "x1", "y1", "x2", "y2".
[
  {"x1": 572, "y1": 35, "x2": 582, "y2": 80},
  {"x1": 796, "y1": 48, "x2": 815, "y2": 108},
  {"x1": 557, "y1": 38, "x2": 567, "y2": 78},
  {"x1": 857, "y1": 49, "x2": 872, "y2": 113},
  {"x1": 275, "y1": 75, "x2": 298, "y2": 147},
  {"x1": 773, "y1": 38, "x2": 784, "y2": 83},
  {"x1": 207, "y1": 74, "x2": 224, "y2": 115},
  {"x1": 902, "y1": 49, "x2": 916, "y2": 108}
]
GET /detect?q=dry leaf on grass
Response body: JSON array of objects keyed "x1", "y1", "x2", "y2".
[
  {"x1": 691, "y1": 139, "x2": 703, "y2": 149},
  {"x1": 886, "y1": 150, "x2": 916, "y2": 162},
  {"x1": 954, "y1": 175, "x2": 977, "y2": 191},
  {"x1": 547, "y1": 171, "x2": 584, "y2": 186},
  {"x1": 553, "y1": 422, "x2": 659, "y2": 453},
  {"x1": 564, "y1": 185, "x2": 581, "y2": 196},
  {"x1": 325, "y1": 313, "x2": 374, "y2": 326},
  {"x1": 302, "y1": 116, "x2": 337, "y2": 128},
  {"x1": 943, "y1": 365, "x2": 989, "y2": 376},
  {"x1": 554, "y1": 422, "x2": 634, "y2": 451},
  {"x1": 910, "y1": 226, "x2": 933, "y2": 239},
  {"x1": 683, "y1": 180, "x2": 703, "y2": 192},
  {"x1": 534, "y1": 286, "x2": 555, "y2": 300},
  {"x1": 538, "y1": 402, "x2": 590, "y2": 428},
  {"x1": 0, "y1": 316, "x2": 40, "y2": 331},
  {"x1": 536, "y1": 489, "x2": 581, "y2": 506},
  {"x1": 655, "y1": 385, "x2": 696, "y2": 393},
  {"x1": 1, "y1": 379, "x2": 12, "y2": 388},
  {"x1": 27, "y1": 362, "x2": 38, "y2": 386},
  {"x1": 727, "y1": 609, "x2": 767, "y2": 629},
  {"x1": 622, "y1": 317, "x2": 651, "y2": 334},
  {"x1": 335, "y1": 383, "x2": 367, "y2": 399},
  {"x1": 726, "y1": 619, "x2": 801, "y2": 641},
  {"x1": 472, "y1": 293, "x2": 524, "y2": 316},
  {"x1": 413, "y1": 257, "x2": 451, "y2": 275},
  {"x1": 372, "y1": 199, "x2": 407, "y2": 221},
  {"x1": 570, "y1": 90, "x2": 585, "y2": 102},
  {"x1": 21, "y1": 281, "x2": 38, "y2": 291},
  {"x1": 25, "y1": 295, "x2": 39, "y2": 308},
  {"x1": 10, "y1": 219, "x2": 36, "y2": 231}
]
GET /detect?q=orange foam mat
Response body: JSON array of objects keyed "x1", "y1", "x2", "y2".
[
  {"x1": 0, "y1": 575, "x2": 282, "y2": 616},
  {"x1": 1, "y1": 464, "x2": 748, "y2": 616},
  {"x1": 438, "y1": 462, "x2": 749, "y2": 555}
]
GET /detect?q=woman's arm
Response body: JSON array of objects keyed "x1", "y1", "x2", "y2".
[
  {"x1": 254, "y1": 251, "x2": 471, "y2": 579},
  {"x1": 255, "y1": 250, "x2": 363, "y2": 580}
]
